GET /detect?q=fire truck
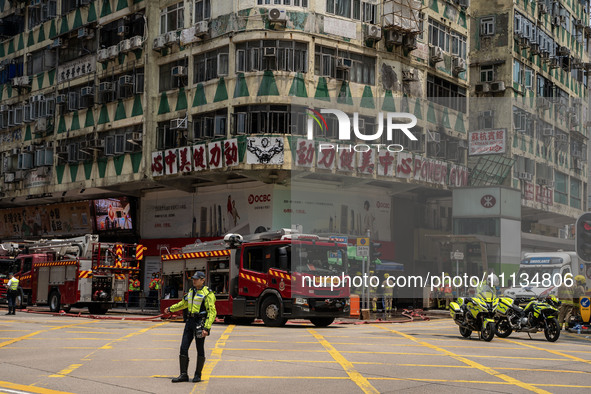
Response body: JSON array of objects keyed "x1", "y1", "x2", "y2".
[
  {"x1": 0, "y1": 235, "x2": 141, "y2": 314},
  {"x1": 160, "y1": 229, "x2": 350, "y2": 327}
]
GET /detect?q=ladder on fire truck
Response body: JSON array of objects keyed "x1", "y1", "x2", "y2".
[{"x1": 25, "y1": 234, "x2": 97, "y2": 260}]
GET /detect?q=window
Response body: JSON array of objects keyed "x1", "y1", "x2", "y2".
[
  {"x1": 481, "y1": 17, "x2": 495, "y2": 36},
  {"x1": 194, "y1": 0, "x2": 211, "y2": 22},
  {"x1": 28, "y1": 0, "x2": 57, "y2": 29},
  {"x1": 236, "y1": 40, "x2": 308, "y2": 74},
  {"x1": 160, "y1": 2, "x2": 184, "y2": 34},
  {"x1": 192, "y1": 110, "x2": 228, "y2": 140},
  {"x1": 326, "y1": 0, "x2": 362, "y2": 19},
  {"x1": 426, "y1": 74, "x2": 467, "y2": 113},
  {"x1": 554, "y1": 171, "x2": 568, "y2": 205},
  {"x1": 233, "y1": 105, "x2": 296, "y2": 134},
  {"x1": 513, "y1": 60, "x2": 522, "y2": 85},
  {"x1": 314, "y1": 45, "x2": 375, "y2": 84},
  {"x1": 478, "y1": 111, "x2": 494, "y2": 129},
  {"x1": 570, "y1": 178, "x2": 581, "y2": 209},
  {"x1": 258, "y1": 0, "x2": 307, "y2": 5},
  {"x1": 27, "y1": 50, "x2": 56, "y2": 75},
  {"x1": 363, "y1": 2, "x2": 376, "y2": 23},
  {"x1": 61, "y1": 0, "x2": 77, "y2": 14},
  {"x1": 451, "y1": 32, "x2": 467, "y2": 59},
  {"x1": 480, "y1": 65, "x2": 494, "y2": 82},
  {"x1": 193, "y1": 47, "x2": 229, "y2": 83},
  {"x1": 159, "y1": 59, "x2": 187, "y2": 92},
  {"x1": 243, "y1": 247, "x2": 265, "y2": 273},
  {"x1": 429, "y1": 19, "x2": 449, "y2": 52},
  {"x1": 523, "y1": 65, "x2": 533, "y2": 90}
]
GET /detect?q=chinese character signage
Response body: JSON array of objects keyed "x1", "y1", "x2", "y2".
[
  {"x1": 57, "y1": 55, "x2": 96, "y2": 84},
  {"x1": 523, "y1": 181, "x2": 535, "y2": 201},
  {"x1": 294, "y1": 139, "x2": 314, "y2": 167},
  {"x1": 535, "y1": 185, "x2": 553, "y2": 205},
  {"x1": 469, "y1": 129, "x2": 506, "y2": 155}
]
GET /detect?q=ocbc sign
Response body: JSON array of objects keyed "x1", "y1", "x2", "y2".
[
  {"x1": 248, "y1": 194, "x2": 272, "y2": 204},
  {"x1": 376, "y1": 201, "x2": 390, "y2": 209}
]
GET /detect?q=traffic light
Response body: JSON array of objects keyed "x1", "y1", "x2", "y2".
[
  {"x1": 576, "y1": 213, "x2": 591, "y2": 261},
  {"x1": 371, "y1": 242, "x2": 382, "y2": 262}
]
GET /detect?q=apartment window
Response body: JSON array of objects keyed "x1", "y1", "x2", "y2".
[
  {"x1": 236, "y1": 41, "x2": 308, "y2": 74},
  {"x1": 554, "y1": 171, "x2": 568, "y2": 205},
  {"x1": 513, "y1": 60, "x2": 522, "y2": 85},
  {"x1": 27, "y1": 50, "x2": 56, "y2": 75},
  {"x1": 480, "y1": 65, "x2": 494, "y2": 82},
  {"x1": 28, "y1": 0, "x2": 57, "y2": 29},
  {"x1": 478, "y1": 110, "x2": 494, "y2": 129},
  {"x1": 326, "y1": 0, "x2": 362, "y2": 20},
  {"x1": 159, "y1": 59, "x2": 188, "y2": 92},
  {"x1": 160, "y1": 2, "x2": 184, "y2": 34},
  {"x1": 192, "y1": 110, "x2": 228, "y2": 140},
  {"x1": 61, "y1": 0, "x2": 77, "y2": 14},
  {"x1": 314, "y1": 45, "x2": 375, "y2": 84},
  {"x1": 429, "y1": 19, "x2": 449, "y2": 52},
  {"x1": 233, "y1": 105, "x2": 293, "y2": 134},
  {"x1": 363, "y1": 2, "x2": 376, "y2": 23},
  {"x1": 194, "y1": 0, "x2": 211, "y2": 22},
  {"x1": 258, "y1": 0, "x2": 308, "y2": 5},
  {"x1": 570, "y1": 178, "x2": 581, "y2": 209},
  {"x1": 451, "y1": 32, "x2": 467, "y2": 59},
  {"x1": 426, "y1": 74, "x2": 467, "y2": 113},
  {"x1": 481, "y1": 17, "x2": 495, "y2": 36},
  {"x1": 193, "y1": 47, "x2": 229, "y2": 83},
  {"x1": 524, "y1": 65, "x2": 533, "y2": 90}
]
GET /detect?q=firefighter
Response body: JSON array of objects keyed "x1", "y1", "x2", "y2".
[
  {"x1": 165, "y1": 271, "x2": 216, "y2": 383},
  {"x1": 4, "y1": 273, "x2": 19, "y2": 315},
  {"x1": 558, "y1": 273, "x2": 575, "y2": 329},
  {"x1": 149, "y1": 273, "x2": 162, "y2": 307},
  {"x1": 128, "y1": 275, "x2": 140, "y2": 307},
  {"x1": 442, "y1": 276, "x2": 453, "y2": 310},
  {"x1": 573, "y1": 275, "x2": 587, "y2": 319}
]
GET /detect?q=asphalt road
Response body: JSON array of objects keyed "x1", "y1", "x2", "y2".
[{"x1": 1, "y1": 312, "x2": 590, "y2": 394}]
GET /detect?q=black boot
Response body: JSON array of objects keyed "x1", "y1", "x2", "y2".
[
  {"x1": 193, "y1": 356, "x2": 206, "y2": 382},
  {"x1": 172, "y1": 355, "x2": 189, "y2": 382}
]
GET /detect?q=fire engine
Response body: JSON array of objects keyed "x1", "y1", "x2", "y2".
[
  {"x1": 0, "y1": 235, "x2": 141, "y2": 314},
  {"x1": 160, "y1": 229, "x2": 350, "y2": 327}
]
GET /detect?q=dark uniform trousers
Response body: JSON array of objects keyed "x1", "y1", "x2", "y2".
[{"x1": 180, "y1": 316, "x2": 205, "y2": 357}]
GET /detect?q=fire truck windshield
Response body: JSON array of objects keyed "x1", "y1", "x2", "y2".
[
  {"x1": 291, "y1": 243, "x2": 346, "y2": 275},
  {"x1": 0, "y1": 259, "x2": 16, "y2": 279}
]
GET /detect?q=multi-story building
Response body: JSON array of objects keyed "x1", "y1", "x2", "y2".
[{"x1": 1, "y1": 0, "x2": 584, "y2": 293}]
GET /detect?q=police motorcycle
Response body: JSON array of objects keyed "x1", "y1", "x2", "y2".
[
  {"x1": 494, "y1": 288, "x2": 561, "y2": 342},
  {"x1": 449, "y1": 284, "x2": 498, "y2": 341}
]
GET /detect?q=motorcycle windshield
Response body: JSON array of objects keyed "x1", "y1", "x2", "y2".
[{"x1": 476, "y1": 285, "x2": 496, "y2": 301}]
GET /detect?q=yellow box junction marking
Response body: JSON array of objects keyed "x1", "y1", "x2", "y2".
[
  {"x1": 499, "y1": 337, "x2": 591, "y2": 365},
  {"x1": 308, "y1": 328, "x2": 379, "y2": 394},
  {"x1": 0, "y1": 321, "x2": 96, "y2": 349},
  {"x1": 49, "y1": 364, "x2": 83, "y2": 378},
  {"x1": 0, "y1": 380, "x2": 75, "y2": 394},
  {"x1": 191, "y1": 324, "x2": 235, "y2": 394},
  {"x1": 374, "y1": 325, "x2": 551, "y2": 394}
]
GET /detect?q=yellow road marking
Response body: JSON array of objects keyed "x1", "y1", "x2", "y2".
[
  {"x1": 563, "y1": 332, "x2": 591, "y2": 342},
  {"x1": 309, "y1": 328, "x2": 379, "y2": 394},
  {"x1": 49, "y1": 364, "x2": 83, "y2": 378},
  {"x1": 374, "y1": 325, "x2": 551, "y2": 394},
  {"x1": 0, "y1": 380, "x2": 74, "y2": 394},
  {"x1": 0, "y1": 321, "x2": 95, "y2": 349},
  {"x1": 499, "y1": 337, "x2": 591, "y2": 365},
  {"x1": 0, "y1": 329, "x2": 34, "y2": 332},
  {"x1": 192, "y1": 324, "x2": 235, "y2": 394}
]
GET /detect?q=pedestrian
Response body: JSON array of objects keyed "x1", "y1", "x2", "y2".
[
  {"x1": 5, "y1": 273, "x2": 19, "y2": 315},
  {"x1": 558, "y1": 273, "x2": 575, "y2": 329},
  {"x1": 165, "y1": 271, "x2": 216, "y2": 383}
]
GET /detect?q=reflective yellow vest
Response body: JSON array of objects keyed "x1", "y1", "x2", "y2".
[
  {"x1": 8, "y1": 278, "x2": 19, "y2": 291},
  {"x1": 169, "y1": 286, "x2": 217, "y2": 330}
]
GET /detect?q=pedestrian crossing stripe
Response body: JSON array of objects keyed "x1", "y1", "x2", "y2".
[
  {"x1": 79, "y1": 271, "x2": 93, "y2": 278},
  {"x1": 240, "y1": 272, "x2": 267, "y2": 285},
  {"x1": 162, "y1": 250, "x2": 231, "y2": 261},
  {"x1": 34, "y1": 261, "x2": 78, "y2": 268}
]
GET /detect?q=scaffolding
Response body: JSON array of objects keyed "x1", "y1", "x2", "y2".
[{"x1": 383, "y1": 0, "x2": 423, "y2": 34}]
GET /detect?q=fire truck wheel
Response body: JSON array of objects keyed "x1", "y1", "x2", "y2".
[
  {"x1": 261, "y1": 297, "x2": 287, "y2": 327},
  {"x1": 310, "y1": 317, "x2": 335, "y2": 327},
  {"x1": 49, "y1": 291, "x2": 61, "y2": 313}
]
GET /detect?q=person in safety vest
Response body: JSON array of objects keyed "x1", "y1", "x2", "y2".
[
  {"x1": 5, "y1": 273, "x2": 19, "y2": 315},
  {"x1": 165, "y1": 271, "x2": 216, "y2": 383},
  {"x1": 149, "y1": 273, "x2": 162, "y2": 307},
  {"x1": 573, "y1": 275, "x2": 587, "y2": 318},
  {"x1": 442, "y1": 276, "x2": 453, "y2": 310},
  {"x1": 558, "y1": 273, "x2": 576, "y2": 329}
]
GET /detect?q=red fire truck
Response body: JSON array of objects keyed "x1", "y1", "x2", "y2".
[
  {"x1": 0, "y1": 235, "x2": 140, "y2": 314},
  {"x1": 160, "y1": 229, "x2": 350, "y2": 327}
]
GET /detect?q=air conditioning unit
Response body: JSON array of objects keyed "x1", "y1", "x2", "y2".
[
  {"x1": 575, "y1": 19, "x2": 584, "y2": 27},
  {"x1": 518, "y1": 172, "x2": 533, "y2": 181},
  {"x1": 55, "y1": 145, "x2": 68, "y2": 155},
  {"x1": 556, "y1": 134, "x2": 568, "y2": 142},
  {"x1": 78, "y1": 27, "x2": 93, "y2": 39},
  {"x1": 130, "y1": 36, "x2": 143, "y2": 49},
  {"x1": 129, "y1": 132, "x2": 143, "y2": 142},
  {"x1": 536, "y1": 97, "x2": 550, "y2": 109},
  {"x1": 119, "y1": 75, "x2": 134, "y2": 86},
  {"x1": 367, "y1": 25, "x2": 382, "y2": 40},
  {"x1": 489, "y1": 81, "x2": 505, "y2": 92},
  {"x1": 430, "y1": 46, "x2": 444, "y2": 63},
  {"x1": 107, "y1": 45, "x2": 119, "y2": 59},
  {"x1": 170, "y1": 118, "x2": 187, "y2": 130},
  {"x1": 88, "y1": 138, "x2": 104, "y2": 149},
  {"x1": 153, "y1": 35, "x2": 166, "y2": 51},
  {"x1": 558, "y1": 46, "x2": 570, "y2": 56},
  {"x1": 385, "y1": 31, "x2": 403, "y2": 45},
  {"x1": 35, "y1": 117, "x2": 47, "y2": 132},
  {"x1": 117, "y1": 25, "x2": 129, "y2": 36},
  {"x1": 119, "y1": 39, "x2": 131, "y2": 53},
  {"x1": 458, "y1": 140, "x2": 468, "y2": 149},
  {"x1": 171, "y1": 66, "x2": 187, "y2": 77},
  {"x1": 540, "y1": 50, "x2": 550, "y2": 61},
  {"x1": 31, "y1": 94, "x2": 45, "y2": 102},
  {"x1": 428, "y1": 131, "x2": 441, "y2": 143},
  {"x1": 519, "y1": 36, "x2": 530, "y2": 48},
  {"x1": 51, "y1": 38, "x2": 64, "y2": 48},
  {"x1": 475, "y1": 83, "x2": 490, "y2": 93},
  {"x1": 98, "y1": 82, "x2": 114, "y2": 92},
  {"x1": 80, "y1": 0, "x2": 90, "y2": 5},
  {"x1": 549, "y1": 57, "x2": 560, "y2": 68},
  {"x1": 543, "y1": 127, "x2": 554, "y2": 136},
  {"x1": 403, "y1": 34, "x2": 417, "y2": 50},
  {"x1": 402, "y1": 69, "x2": 417, "y2": 81},
  {"x1": 97, "y1": 49, "x2": 109, "y2": 62},
  {"x1": 573, "y1": 149, "x2": 582, "y2": 158},
  {"x1": 574, "y1": 159, "x2": 583, "y2": 170},
  {"x1": 81, "y1": 86, "x2": 94, "y2": 96},
  {"x1": 336, "y1": 58, "x2": 352, "y2": 69},
  {"x1": 452, "y1": 57, "x2": 466, "y2": 72},
  {"x1": 194, "y1": 20, "x2": 209, "y2": 37},
  {"x1": 538, "y1": 3, "x2": 548, "y2": 14},
  {"x1": 552, "y1": 16, "x2": 560, "y2": 25},
  {"x1": 263, "y1": 47, "x2": 276, "y2": 57},
  {"x1": 570, "y1": 115, "x2": 579, "y2": 126},
  {"x1": 166, "y1": 31, "x2": 178, "y2": 45},
  {"x1": 530, "y1": 43, "x2": 540, "y2": 54},
  {"x1": 269, "y1": 8, "x2": 287, "y2": 23}
]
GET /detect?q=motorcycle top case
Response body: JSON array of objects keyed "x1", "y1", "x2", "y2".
[{"x1": 449, "y1": 302, "x2": 462, "y2": 320}]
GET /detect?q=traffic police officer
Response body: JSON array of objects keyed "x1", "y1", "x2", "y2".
[
  {"x1": 5, "y1": 273, "x2": 19, "y2": 315},
  {"x1": 165, "y1": 271, "x2": 216, "y2": 383}
]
